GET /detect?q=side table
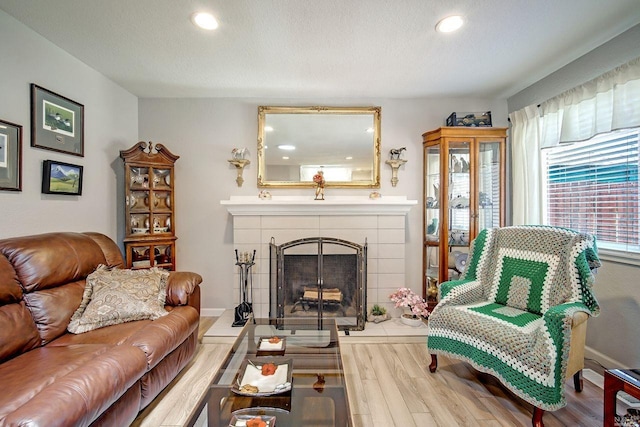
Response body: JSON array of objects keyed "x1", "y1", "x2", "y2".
[{"x1": 604, "y1": 369, "x2": 640, "y2": 427}]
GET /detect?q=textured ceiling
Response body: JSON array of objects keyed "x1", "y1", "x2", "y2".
[{"x1": 1, "y1": 0, "x2": 639, "y2": 99}]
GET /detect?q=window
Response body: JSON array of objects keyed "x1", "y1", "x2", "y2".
[{"x1": 543, "y1": 128, "x2": 639, "y2": 254}]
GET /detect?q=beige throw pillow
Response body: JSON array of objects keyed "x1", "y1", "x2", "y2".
[{"x1": 68, "y1": 265, "x2": 169, "y2": 334}]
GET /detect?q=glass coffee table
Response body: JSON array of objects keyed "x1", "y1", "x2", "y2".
[{"x1": 188, "y1": 318, "x2": 351, "y2": 427}]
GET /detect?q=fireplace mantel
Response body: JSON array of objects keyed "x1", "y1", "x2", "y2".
[{"x1": 221, "y1": 195, "x2": 417, "y2": 216}]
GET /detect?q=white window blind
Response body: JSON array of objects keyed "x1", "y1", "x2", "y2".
[{"x1": 544, "y1": 128, "x2": 640, "y2": 253}]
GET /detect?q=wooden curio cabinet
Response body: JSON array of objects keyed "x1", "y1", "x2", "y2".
[
  {"x1": 422, "y1": 127, "x2": 507, "y2": 307},
  {"x1": 120, "y1": 141, "x2": 179, "y2": 270}
]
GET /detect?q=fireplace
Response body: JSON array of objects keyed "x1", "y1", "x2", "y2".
[{"x1": 270, "y1": 237, "x2": 367, "y2": 331}]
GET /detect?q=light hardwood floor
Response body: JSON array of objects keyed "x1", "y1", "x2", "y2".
[{"x1": 134, "y1": 317, "x2": 609, "y2": 426}]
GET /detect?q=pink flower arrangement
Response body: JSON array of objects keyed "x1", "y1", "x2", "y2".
[{"x1": 388, "y1": 287, "x2": 430, "y2": 318}]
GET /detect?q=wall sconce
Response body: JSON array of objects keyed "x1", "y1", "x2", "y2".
[
  {"x1": 228, "y1": 159, "x2": 250, "y2": 187},
  {"x1": 385, "y1": 147, "x2": 407, "y2": 187},
  {"x1": 229, "y1": 147, "x2": 250, "y2": 187}
]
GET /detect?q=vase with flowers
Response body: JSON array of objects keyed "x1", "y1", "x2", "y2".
[{"x1": 389, "y1": 287, "x2": 430, "y2": 326}]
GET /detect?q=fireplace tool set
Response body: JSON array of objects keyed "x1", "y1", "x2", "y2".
[{"x1": 232, "y1": 249, "x2": 256, "y2": 327}]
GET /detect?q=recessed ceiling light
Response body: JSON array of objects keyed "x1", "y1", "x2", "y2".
[
  {"x1": 191, "y1": 12, "x2": 218, "y2": 30},
  {"x1": 277, "y1": 145, "x2": 296, "y2": 151},
  {"x1": 264, "y1": 126, "x2": 274, "y2": 132},
  {"x1": 345, "y1": 156, "x2": 353, "y2": 160},
  {"x1": 282, "y1": 156, "x2": 290, "y2": 160},
  {"x1": 435, "y1": 15, "x2": 464, "y2": 33}
]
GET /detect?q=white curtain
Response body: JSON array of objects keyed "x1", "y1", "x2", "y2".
[
  {"x1": 509, "y1": 105, "x2": 542, "y2": 225},
  {"x1": 541, "y1": 56, "x2": 640, "y2": 146}
]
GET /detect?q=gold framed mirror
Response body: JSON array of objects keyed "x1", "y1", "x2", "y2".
[{"x1": 257, "y1": 106, "x2": 381, "y2": 188}]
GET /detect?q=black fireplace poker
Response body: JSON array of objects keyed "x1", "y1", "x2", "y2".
[{"x1": 232, "y1": 249, "x2": 256, "y2": 327}]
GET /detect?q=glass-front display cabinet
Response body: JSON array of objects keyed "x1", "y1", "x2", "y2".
[
  {"x1": 422, "y1": 127, "x2": 507, "y2": 307},
  {"x1": 120, "y1": 141, "x2": 179, "y2": 270}
]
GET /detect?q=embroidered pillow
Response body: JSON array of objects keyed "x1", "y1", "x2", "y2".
[{"x1": 68, "y1": 265, "x2": 169, "y2": 334}]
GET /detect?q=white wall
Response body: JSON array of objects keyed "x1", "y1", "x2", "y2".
[
  {"x1": 138, "y1": 97, "x2": 508, "y2": 314},
  {"x1": 508, "y1": 24, "x2": 640, "y2": 368},
  {"x1": 0, "y1": 10, "x2": 138, "y2": 240}
]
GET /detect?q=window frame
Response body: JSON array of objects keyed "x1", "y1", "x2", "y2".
[{"x1": 541, "y1": 127, "x2": 640, "y2": 266}]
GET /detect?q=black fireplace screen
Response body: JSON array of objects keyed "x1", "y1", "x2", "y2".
[{"x1": 270, "y1": 237, "x2": 367, "y2": 331}]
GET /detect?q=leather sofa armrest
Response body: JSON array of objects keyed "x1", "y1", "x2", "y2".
[{"x1": 166, "y1": 272, "x2": 202, "y2": 313}]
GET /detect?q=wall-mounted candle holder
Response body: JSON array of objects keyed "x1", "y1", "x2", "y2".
[{"x1": 228, "y1": 159, "x2": 250, "y2": 187}]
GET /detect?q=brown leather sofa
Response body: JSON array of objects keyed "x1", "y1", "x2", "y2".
[{"x1": 0, "y1": 232, "x2": 202, "y2": 427}]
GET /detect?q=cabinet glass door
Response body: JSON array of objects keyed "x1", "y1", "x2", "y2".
[
  {"x1": 477, "y1": 140, "x2": 502, "y2": 231},
  {"x1": 447, "y1": 141, "x2": 471, "y2": 282},
  {"x1": 424, "y1": 144, "x2": 440, "y2": 301}
]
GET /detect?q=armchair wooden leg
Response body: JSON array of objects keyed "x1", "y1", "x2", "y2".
[
  {"x1": 429, "y1": 354, "x2": 438, "y2": 373},
  {"x1": 573, "y1": 369, "x2": 583, "y2": 392},
  {"x1": 532, "y1": 407, "x2": 545, "y2": 427}
]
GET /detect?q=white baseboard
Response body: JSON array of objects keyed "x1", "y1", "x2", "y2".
[
  {"x1": 201, "y1": 308, "x2": 226, "y2": 317},
  {"x1": 585, "y1": 345, "x2": 628, "y2": 369}
]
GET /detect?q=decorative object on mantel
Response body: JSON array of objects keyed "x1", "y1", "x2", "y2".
[
  {"x1": 233, "y1": 249, "x2": 255, "y2": 327},
  {"x1": 258, "y1": 190, "x2": 272, "y2": 200},
  {"x1": 389, "y1": 287, "x2": 429, "y2": 326},
  {"x1": 313, "y1": 170, "x2": 325, "y2": 200},
  {"x1": 369, "y1": 191, "x2": 382, "y2": 199}
]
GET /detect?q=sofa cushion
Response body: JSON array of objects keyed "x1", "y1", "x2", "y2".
[
  {"x1": 68, "y1": 266, "x2": 169, "y2": 334},
  {"x1": 48, "y1": 318, "x2": 153, "y2": 347},
  {"x1": 0, "y1": 232, "x2": 107, "y2": 293},
  {"x1": 0, "y1": 301, "x2": 41, "y2": 363},
  {"x1": 0, "y1": 344, "x2": 147, "y2": 426},
  {"x1": 23, "y1": 280, "x2": 86, "y2": 345}
]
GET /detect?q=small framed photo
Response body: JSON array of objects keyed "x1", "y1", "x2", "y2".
[
  {"x1": 42, "y1": 160, "x2": 83, "y2": 195},
  {"x1": 0, "y1": 119, "x2": 22, "y2": 191},
  {"x1": 31, "y1": 84, "x2": 84, "y2": 156}
]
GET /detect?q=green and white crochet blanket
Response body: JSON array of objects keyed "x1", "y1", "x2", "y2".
[{"x1": 427, "y1": 226, "x2": 600, "y2": 411}]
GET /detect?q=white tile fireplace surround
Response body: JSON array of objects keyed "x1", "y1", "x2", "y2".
[{"x1": 221, "y1": 196, "x2": 418, "y2": 320}]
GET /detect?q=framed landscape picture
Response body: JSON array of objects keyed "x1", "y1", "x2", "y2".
[
  {"x1": 31, "y1": 84, "x2": 84, "y2": 156},
  {"x1": 0, "y1": 119, "x2": 23, "y2": 191},
  {"x1": 42, "y1": 160, "x2": 83, "y2": 195}
]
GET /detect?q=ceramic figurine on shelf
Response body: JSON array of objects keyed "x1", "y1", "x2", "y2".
[
  {"x1": 479, "y1": 191, "x2": 493, "y2": 207},
  {"x1": 389, "y1": 147, "x2": 406, "y2": 160},
  {"x1": 313, "y1": 170, "x2": 325, "y2": 200},
  {"x1": 427, "y1": 217, "x2": 439, "y2": 235},
  {"x1": 450, "y1": 195, "x2": 470, "y2": 208},
  {"x1": 426, "y1": 196, "x2": 436, "y2": 208},
  {"x1": 433, "y1": 183, "x2": 440, "y2": 207},
  {"x1": 460, "y1": 156, "x2": 470, "y2": 172},
  {"x1": 231, "y1": 147, "x2": 250, "y2": 160},
  {"x1": 452, "y1": 155, "x2": 462, "y2": 172}
]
